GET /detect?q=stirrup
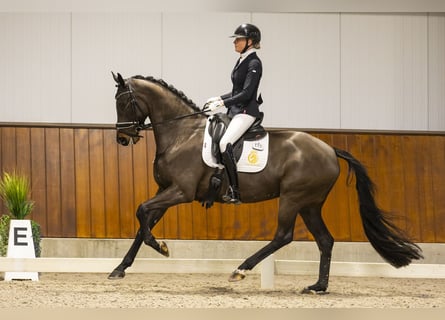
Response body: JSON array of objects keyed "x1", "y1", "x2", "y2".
[{"x1": 222, "y1": 187, "x2": 241, "y2": 205}]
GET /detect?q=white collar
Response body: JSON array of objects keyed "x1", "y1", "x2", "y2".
[{"x1": 239, "y1": 48, "x2": 256, "y2": 63}]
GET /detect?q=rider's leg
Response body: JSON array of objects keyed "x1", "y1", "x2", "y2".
[
  {"x1": 221, "y1": 143, "x2": 240, "y2": 203},
  {"x1": 219, "y1": 113, "x2": 255, "y2": 204}
]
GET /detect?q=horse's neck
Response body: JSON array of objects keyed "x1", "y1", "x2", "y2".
[
  {"x1": 138, "y1": 80, "x2": 192, "y2": 123},
  {"x1": 137, "y1": 81, "x2": 205, "y2": 152},
  {"x1": 150, "y1": 120, "x2": 203, "y2": 159}
]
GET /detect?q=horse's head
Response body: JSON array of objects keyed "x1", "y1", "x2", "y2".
[{"x1": 112, "y1": 72, "x2": 146, "y2": 146}]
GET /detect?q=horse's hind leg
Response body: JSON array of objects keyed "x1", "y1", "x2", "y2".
[
  {"x1": 229, "y1": 197, "x2": 299, "y2": 281},
  {"x1": 299, "y1": 204, "x2": 334, "y2": 294}
]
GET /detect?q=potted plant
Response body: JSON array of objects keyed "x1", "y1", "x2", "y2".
[{"x1": 0, "y1": 171, "x2": 41, "y2": 257}]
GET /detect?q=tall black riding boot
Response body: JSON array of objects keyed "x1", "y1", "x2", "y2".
[{"x1": 221, "y1": 144, "x2": 241, "y2": 204}]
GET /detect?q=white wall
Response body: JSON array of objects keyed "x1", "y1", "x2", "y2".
[
  {"x1": 71, "y1": 13, "x2": 163, "y2": 123},
  {"x1": 254, "y1": 13, "x2": 341, "y2": 129},
  {"x1": 340, "y1": 13, "x2": 429, "y2": 130},
  {"x1": 0, "y1": 13, "x2": 71, "y2": 122},
  {"x1": 0, "y1": 6, "x2": 444, "y2": 130}
]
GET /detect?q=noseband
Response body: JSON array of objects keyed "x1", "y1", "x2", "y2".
[{"x1": 115, "y1": 87, "x2": 150, "y2": 137}]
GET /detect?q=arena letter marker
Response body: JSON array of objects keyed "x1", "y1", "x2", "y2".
[{"x1": 4, "y1": 220, "x2": 39, "y2": 281}]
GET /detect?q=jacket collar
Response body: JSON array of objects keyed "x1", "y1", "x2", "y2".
[
  {"x1": 240, "y1": 48, "x2": 256, "y2": 61},
  {"x1": 235, "y1": 49, "x2": 256, "y2": 69}
]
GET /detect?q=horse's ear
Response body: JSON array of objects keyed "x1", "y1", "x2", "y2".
[{"x1": 112, "y1": 71, "x2": 125, "y2": 87}]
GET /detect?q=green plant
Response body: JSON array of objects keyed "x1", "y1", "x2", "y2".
[
  {"x1": 0, "y1": 214, "x2": 10, "y2": 256},
  {"x1": 0, "y1": 171, "x2": 34, "y2": 219},
  {"x1": 0, "y1": 171, "x2": 41, "y2": 257},
  {"x1": 31, "y1": 220, "x2": 42, "y2": 257}
]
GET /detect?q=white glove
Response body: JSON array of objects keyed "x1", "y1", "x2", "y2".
[
  {"x1": 203, "y1": 97, "x2": 224, "y2": 113},
  {"x1": 206, "y1": 96, "x2": 221, "y2": 104}
]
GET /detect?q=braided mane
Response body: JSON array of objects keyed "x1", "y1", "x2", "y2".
[{"x1": 132, "y1": 75, "x2": 201, "y2": 112}]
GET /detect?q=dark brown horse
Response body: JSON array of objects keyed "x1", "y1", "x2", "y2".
[{"x1": 108, "y1": 72, "x2": 423, "y2": 293}]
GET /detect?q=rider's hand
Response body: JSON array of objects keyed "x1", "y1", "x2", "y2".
[
  {"x1": 203, "y1": 97, "x2": 224, "y2": 113},
  {"x1": 206, "y1": 96, "x2": 221, "y2": 104}
]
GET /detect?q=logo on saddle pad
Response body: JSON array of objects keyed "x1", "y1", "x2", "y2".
[{"x1": 202, "y1": 115, "x2": 269, "y2": 173}]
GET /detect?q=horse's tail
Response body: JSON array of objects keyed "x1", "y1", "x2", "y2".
[{"x1": 334, "y1": 147, "x2": 423, "y2": 268}]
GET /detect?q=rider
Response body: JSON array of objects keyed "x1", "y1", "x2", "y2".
[{"x1": 204, "y1": 23, "x2": 263, "y2": 204}]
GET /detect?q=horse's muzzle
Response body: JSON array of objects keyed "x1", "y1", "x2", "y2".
[
  {"x1": 117, "y1": 136, "x2": 130, "y2": 146},
  {"x1": 116, "y1": 131, "x2": 141, "y2": 146}
]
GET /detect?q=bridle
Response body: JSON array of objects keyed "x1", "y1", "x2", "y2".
[
  {"x1": 115, "y1": 84, "x2": 208, "y2": 139},
  {"x1": 115, "y1": 87, "x2": 150, "y2": 138}
]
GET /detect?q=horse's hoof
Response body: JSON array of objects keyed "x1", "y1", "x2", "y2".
[
  {"x1": 301, "y1": 286, "x2": 329, "y2": 295},
  {"x1": 228, "y1": 269, "x2": 246, "y2": 282},
  {"x1": 107, "y1": 269, "x2": 125, "y2": 280},
  {"x1": 159, "y1": 241, "x2": 170, "y2": 257}
]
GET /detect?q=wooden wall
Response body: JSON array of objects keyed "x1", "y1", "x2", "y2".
[{"x1": 0, "y1": 124, "x2": 444, "y2": 243}]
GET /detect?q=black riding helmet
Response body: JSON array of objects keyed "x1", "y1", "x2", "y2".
[{"x1": 230, "y1": 23, "x2": 261, "y2": 53}]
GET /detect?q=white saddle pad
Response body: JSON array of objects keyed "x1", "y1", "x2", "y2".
[{"x1": 202, "y1": 118, "x2": 269, "y2": 173}]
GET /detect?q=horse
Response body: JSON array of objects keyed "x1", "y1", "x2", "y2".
[{"x1": 108, "y1": 72, "x2": 423, "y2": 293}]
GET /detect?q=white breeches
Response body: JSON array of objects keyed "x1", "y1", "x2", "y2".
[{"x1": 219, "y1": 113, "x2": 256, "y2": 153}]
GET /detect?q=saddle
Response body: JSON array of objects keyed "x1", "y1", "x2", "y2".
[
  {"x1": 201, "y1": 112, "x2": 267, "y2": 209},
  {"x1": 207, "y1": 112, "x2": 266, "y2": 163}
]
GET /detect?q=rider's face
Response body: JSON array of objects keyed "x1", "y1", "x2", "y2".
[{"x1": 233, "y1": 37, "x2": 251, "y2": 53}]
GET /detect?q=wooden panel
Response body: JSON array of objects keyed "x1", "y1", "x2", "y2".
[
  {"x1": 88, "y1": 129, "x2": 106, "y2": 238},
  {"x1": 74, "y1": 129, "x2": 91, "y2": 237},
  {"x1": 249, "y1": 201, "x2": 275, "y2": 240},
  {"x1": 0, "y1": 125, "x2": 444, "y2": 244},
  {"x1": 220, "y1": 203, "x2": 238, "y2": 240},
  {"x1": 261, "y1": 199, "x2": 279, "y2": 240},
  {"x1": 191, "y1": 202, "x2": 207, "y2": 239},
  {"x1": 233, "y1": 203, "x2": 249, "y2": 239},
  {"x1": 329, "y1": 133, "x2": 353, "y2": 241},
  {"x1": 206, "y1": 204, "x2": 222, "y2": 240},
  {"x1": 29, "y1": 128, "x2": 47, "y2": 235},
  {"x1": 374, "y1": 135, "x2": 407, "y2": 231},
  {"x1": 431, "y1": 135, "x2": 445, "y2": 242},
  {"x1": 117, "y1": 143, "x2": 136, "y2": 238},
  {"x1": 15, "y1": 128, "x2": 31, "y2": 176},
  {"x1": 59, "y1": 128, "x2": 77, "y2": 237},
  {"x1": 45, "y1": 128, "x2": 62, "y2": 237},
  {"x1": 417, "y1": 136, "x2": 437, "y2": 242},
  {"x1": 343, "y1": 134, "x2": 365, "y2": 241},
  {"x1": 403, "y1": 137, "x2": 424, "y2": 239},
  {"x1": 103, "y1": 129, "x2": 121, "y2": 238},
  {"x1": 175, "y1": 203, "x2": 193, "y2": 240}
]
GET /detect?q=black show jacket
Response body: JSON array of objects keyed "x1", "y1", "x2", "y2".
[{"x1": 221, "y1": 52, "x2": 263, "y2": 118}]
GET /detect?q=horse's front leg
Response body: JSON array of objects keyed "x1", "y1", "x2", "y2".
[
  {"x1": 108, "y1": 228, "x2": 144, "y2": 279},
  {"x1": 108, "y1": 185, "x2": 188, "y2": 280},
  {"x1": 137, "y1": 185, "x2": 189, "y2": 256},
  {"x1": 108, "y1": 206, "x2": 167, "y2": 280},
  {"x1": 137, "y1": 206, "x2": 170, "y2": 257}
]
